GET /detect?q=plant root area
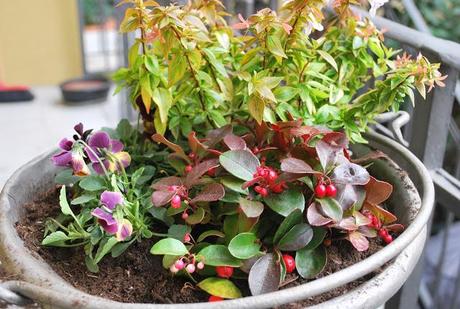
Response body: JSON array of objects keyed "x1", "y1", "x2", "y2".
[{"x1": 16, "y1": 188, "x2": 387, "y2": 307}]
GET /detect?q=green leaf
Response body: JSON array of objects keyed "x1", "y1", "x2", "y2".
[
  {"x1": 111, "y1": 239, "x2": 135, "y2": 258},
  {"x1": 221, "y1": 176, "x2": 249, "y2": 194},
  {"x1": 197, "y1": 245, "x2": 242, "y2": 267},
  {"x1": 167, "y1": 224, "x2": 188, "y2": 241},
  {"x1": 228, "y1": 233, "x2": 261, "y2": 259},
  {"x1": 197, "y1": 277, "x2": 242, "y2": 299},
  {"x1": 54, "y1": 169, "x2": 80, "y2": 185},
  {"x1": 303, "y1": 227, "x2": 327, "y2": 250},
  {"x1": 59, "y1": 186, "x2": 77, "y2": 222},
  {"x1": 264, "y1": 188, "x2": 305, "y2": 217},
  {"x1": 248, "y1": 95, "x2": 265, "y2": 124},
  {"x1": 219, "y1": 150, "x2": 260, "y2": 181},
  {"x1": 203, "y1": 48, "x2": 228, "y2": 77},
  {"x1": 141, "y1": 74, "x2": 152, "y2": 111},
  {"x1": 79, "y1": 176, "x2": 105, "y2": 191},
  {"x1": 267, "y1": 34, "x2": 287, "y2": 58},
  {"x1": 273, "y1": 86, "x2": 298, "y2": 102},
  {"x1": 296, "y1": 246, "x2": 327, "y2": 279},
  {"x1": 277, "y1": 223, "x2": 313, "y2": 251},
  {"x1": 150, "y1": 238, "x2": 188, "y2": 256},
  {"x1": 317, "y1": 50, "x2": 338, "y2": 71},
  {"x1": 273, "y1": 209, "x2": 303, "y2": 244},
  {"x1": 317, "y1": 198, "x2": 343, "y2": 222},
  {"x1": 95, "y1": 237, "x2": 118, "y2": 264},
  {"x1": 168, "y1": 53, "x2": 187, "y2": 86},
  {"x1": 152, "y1": 87, "x2": 172, "y2": 124},
  {"x1": 42, "y1": 231, "x2": 69, "y2": 246},
  {"x1": 71, "y1": 194, "x2": 96, "y2": 205},
  {"x1": 185, "y1": 207, "x2": 205, "y2": 225},
  {"x1": 197, "y1": 230, "x2": 225, "y2": 242},
  {"x1": 239, "y1": 197, "x2": 264, "y2": 218}
]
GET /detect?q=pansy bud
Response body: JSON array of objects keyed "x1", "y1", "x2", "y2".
[{"x1": 115, "y1": 219, "x2": 133, "y2": 241}]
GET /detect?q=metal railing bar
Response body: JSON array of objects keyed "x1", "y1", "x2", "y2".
[
  {"x1": 400, "y1": 0, "x2": 431, "y2": 34},
  {"x1": 432, "y1": 211, "x2": 455, "y2": 308},
  {"x1": 431, "y1": 170, "x2": 460, "y2": 216}
]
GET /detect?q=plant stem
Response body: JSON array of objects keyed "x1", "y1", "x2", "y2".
[{"x1": 78, "y1": 140, "x2": 111, "y2": 180}]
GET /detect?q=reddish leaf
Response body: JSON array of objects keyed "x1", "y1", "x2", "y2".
[
  {"x1": 191, "y1": 183, "x2": 225, "y2": 203},
  {"x1": 364, "y1": 202, "x2": 397, "y2": 224},
  {"x1": 316, "y1": 140, "x2": 341, "y2": 171},
  {"x1": 248, "y1": 253, "x2": 281, "y2": 296},
  {"x1": 152, "y1": 134, "x2": 189, "y2": 162},
  {"x1": 358, "y1": 225, "x2": 377, "y2": 237},
  {"x1": 223, "y1": 134, "x2": 247, "y2": 150},
  {"x1": 307, "y1": 203, "x2": 332, "y2": 226},
  {"x1": 204, "y1": 125, "x2": 233, "y2": 147},
  {"x1": 185, "y1": 159, "x2": 220, "y2": 187},
  {"x1": 336, "y1": 184, "x2": 366, "y2": 210},
  {"x1": 386, "y1": 223, "x2": 404, "y2": 233},
  {"x1": 151, "y1": 176, "x2": 183, "y2": 190},
  {"x1": 242, "y1": 176, "x2": 265, "y2": 189},
  {"x1": 322, "y1": 132, "x2": 348, "y2": 148},
  {"x1": 332, "y1": 162, "x2": 370, "y2": 185},
  {"x1": 280, "y1": 157, "x2": 319, "y2": 174},
  {"x1": 335, "y1": 217, "x2": 357, "y2": 231},
  {"x1": 152, "y1": 190, "x2": 175, "y2": 207},
  {"x1": 188, "y1": 132, "x2": 208, "y2": 156},
  {"x1": 354, "y1": 210, "x2": 372, "y2": 226},
  {"x1": 348, "y1": 231, "x2": 369, "y2": 251},
  {"x1": 364, "y1": 176, "x2": 393, "y2": 205}
]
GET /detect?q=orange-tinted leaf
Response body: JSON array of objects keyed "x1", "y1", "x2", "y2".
[
  {"x1": 364, "y1": 202, "x2": 397, "y2": 224},
  {"x1": 152, "y1": 134, "x2": 189, "y2": 162},
  {"x1": 364, "y1": 176, "x2": 393, "y2": 205}
]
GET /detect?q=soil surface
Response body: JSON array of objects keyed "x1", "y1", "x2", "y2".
[{"x1": 14, "y1": 188, "x2": 387, "y2": 307}]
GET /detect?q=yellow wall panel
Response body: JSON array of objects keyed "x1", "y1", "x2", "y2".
[{"x1": 0, "y1": 0, "x2": 83, "y2": 85}]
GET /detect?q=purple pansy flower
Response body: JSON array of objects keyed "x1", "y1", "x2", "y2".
[
  {"x1": 85, "y1": 131, "x2": 131, "y2": 175},
  {"x1": 100, "y1": 191, "x2": 124, "y2": 210},
  {"x1": 52, "y1": 138, "x2": 90, "y2": 176},
  {"x1": 91, "y1": 191, "x2": 132, "y2": 241}
]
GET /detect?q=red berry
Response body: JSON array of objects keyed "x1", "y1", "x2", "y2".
[
  {"x1": 378, "y1": 229, "x2": 388, "y2": 239},
  {"x1": 282, "y1": 254, "x2": 296, "y2": 273},
  {"x1": 183, "y1": 233, "x2": 191, "y2": 243},
  {"x1": 216, "y1": 266, "x2": 233, "y2": 278},
  {"x1": 260, "y1": 187, "x2": 268, "y2": 197},
  {"x1": 271, "y1": 183, "x2": 285, "y2": 193},
  {"x1": 325, "y1": 184, "x2": 337, "y2": 197},
  {"x1": 181, "y1": 212, "x2": 189, "y2": 220},
  {"x1": 171, "y1": 195, "x2": 182, "y2": 209},
  {"x1": 268, "y1": 170, "x2": 278, "y2": 182},
  {"x1": 254, "y1": 185, "x2": 263, "y2": 194},
  {"x1": 372, "y1": 216, "x2": 380, "y2": 228},
  {"x1": 209, "y1": 295, "x2": 223, "y2": 302},
  {"x1": 257, "y1": 167, "x2": 267, "y2": 177},
  {"x1": 323, "y1": 238, "x2": 332, "y2": 246},
  {"x1": 184, "y1": 165, "x2": 193, "y2": 173},
  {"x1": 383, "y1": 234, "x2": 393, "y2": 244},
  {"x1": 207, "y1": 167, "x2": 216, "y2": 177},
  {"x1": 252, "y1": 147, "x2": 260, "y2": 154},
  {"x1": 315, "y1": 184, "x2": 327, "y2": 198},
  {"x1": 188, "y1": 153, "x2": 196, "y2": 159}
]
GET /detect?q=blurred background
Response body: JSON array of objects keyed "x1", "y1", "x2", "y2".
[{"x1": 0, "y1": 0, "x2": 459, "y2": 308}]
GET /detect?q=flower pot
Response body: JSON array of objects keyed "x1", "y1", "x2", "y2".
[
  {"x1": 60, "y1": 76, "x2": 110, "y2": 103},
  {"x1": 0, "y1": 130, "x2": 434, "y2": 308}
]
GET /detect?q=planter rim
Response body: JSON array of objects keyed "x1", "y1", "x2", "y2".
[{"x1": 0, "y1": 130, "x2": 434, "y2": 308}]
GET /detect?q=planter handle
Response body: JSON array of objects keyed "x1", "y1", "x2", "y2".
[
  {"x1": 0, "y1": 281, "x2": 33, "y2": 306},
  {"x1": 374, "y1": 111, "x2": 410, "y2": 147}
]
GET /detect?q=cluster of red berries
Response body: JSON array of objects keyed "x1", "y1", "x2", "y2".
[
  {"x1": 170, "y1": 254, "x2": 204, "y2": 274},
  {"x1": 365, "y1": 212, "x2": 393, "y2": 244},
  {"x1": 251, "y1": 166, "x2": 286, "y2": 197},
  {"x1": 184, "y1": 152, "x2": 216, "y2": 176},
  {"x1": 314, "y1": 181, "x2": 337, "y2": 198},
  {"x1": 282, "y1": 254, "x2": 296, "y2": 273}
]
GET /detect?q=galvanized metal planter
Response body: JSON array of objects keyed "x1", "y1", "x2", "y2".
[{"x1": 0, "y1": 131, "x2": 434, "y2": 308}]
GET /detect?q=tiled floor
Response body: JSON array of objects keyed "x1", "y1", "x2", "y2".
[{"x1": 0, "y1": 86, "x2": 123, "y2": 187}]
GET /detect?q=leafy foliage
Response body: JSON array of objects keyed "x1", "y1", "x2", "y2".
[{"x1": 113, "y1": 0, "x2": 445, "y2": 142}]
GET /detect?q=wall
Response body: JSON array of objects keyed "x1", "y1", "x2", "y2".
[{"x1": 0, "y1": 0, "x2": 83, "y2": 85}]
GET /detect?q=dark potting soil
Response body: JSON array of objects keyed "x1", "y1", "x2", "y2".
[{"x1": 15, "y1": 188, "x2": 387, "y2": 307}]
